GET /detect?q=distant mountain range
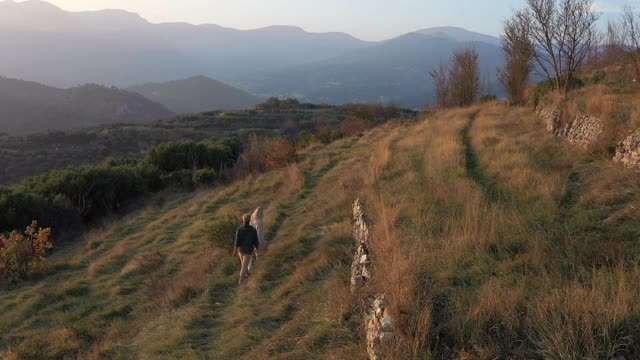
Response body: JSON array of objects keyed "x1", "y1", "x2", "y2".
[
  {"x1": 128, "y1": 76, "x2": 261, "y2": 114},
  {"x1": 0, "y1": 77, "x2": 172, "y2": 135},
  {"x1": 237, "y1": 30, "x2": 504, "y2": 108},
  {"x1": 0, "y1": 0, "x2": 370, "y2": 87},
  {"x1": 0, "y1": 0, "x2": 505, "y2": 110}
]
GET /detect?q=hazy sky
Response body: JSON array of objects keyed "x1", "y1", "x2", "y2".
[{"x1": 32, "y1": 0, "x2": 638, "y2": 41}]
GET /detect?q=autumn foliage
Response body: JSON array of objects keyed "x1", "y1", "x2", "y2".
[
  {"x1": 240, "y1": 135, "x2": 297, "y2": 173},
  {"x1": 0, "y1": 221, "x2": 53, "y2": 280}
]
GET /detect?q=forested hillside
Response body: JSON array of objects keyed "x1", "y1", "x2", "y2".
[
  {"x1": 0, "y1": 77, "x2": 172, "y2": 135},
  {"x1": 127, "y1": 76, "x2": 261, "y2": 113}
]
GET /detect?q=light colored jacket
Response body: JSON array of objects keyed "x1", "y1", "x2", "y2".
[{"x1": 251, "y1": 218, "x2": 266, "y2": 253}]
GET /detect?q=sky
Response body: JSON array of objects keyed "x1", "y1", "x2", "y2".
[{"x1": 26, "y1": 0, "x2": 640, "y2": 41}]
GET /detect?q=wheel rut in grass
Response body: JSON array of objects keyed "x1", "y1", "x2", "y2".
[{"x1": 461, "y1": 110, "x2": 510, "y2": 203}]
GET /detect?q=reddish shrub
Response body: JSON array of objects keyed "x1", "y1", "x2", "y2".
[{"x1": 0, "y1": 221, "x2": 53, "y2": 280}]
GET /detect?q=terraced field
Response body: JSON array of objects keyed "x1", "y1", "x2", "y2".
[{"x1": 3, "y1": 103, "x2": 640, "y2": 359}]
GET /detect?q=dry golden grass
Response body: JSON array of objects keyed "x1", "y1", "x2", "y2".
[
  {"x1": 4, "y1": 102, "x2": 640, "y2": 359},
  {"x1": 358, "y1": 102, "x2": 640, "y2": 358}
]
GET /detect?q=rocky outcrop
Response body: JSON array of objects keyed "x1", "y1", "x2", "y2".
[
  {"x1": 351, "y1": 198, "x2": 372, "y2": 292},
  {"x1": 351, "y1": 199, "x2": 396, "y2": 360},
  {"x1": 365, "y1": 295, "x2": 396, "y2": 360},
  {"x1": 536, "y1": 106, "x2": 604, "y2": 148},
  {"x1": 614, "y1": 129, "x2": 640, "y2": 168}
]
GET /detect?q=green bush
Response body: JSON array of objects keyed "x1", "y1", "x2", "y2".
[
  {"x1": 193, "y1": 169, "x2": 217, "y2": 186},
  {"x1": 160, "y1": 170, "x2": 194, "y2": 188},
  {"x1": 206, "y1": 215, "x2": 238, "y2": 249},
  {"x1": 145, "y1": 138, "x2": 242, "y2": 173}
]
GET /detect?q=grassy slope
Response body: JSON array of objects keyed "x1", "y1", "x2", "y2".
[
  {"x1": 365, "y1": 103, "x2": 640, "y2": 358},
  {"x1": 0, "y1": 124, "x2": 395, "y2": 359},
  {"x1": 3, "y1": 102, "x2": 640, "y2": 359}
]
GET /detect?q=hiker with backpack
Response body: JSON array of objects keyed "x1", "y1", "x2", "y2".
[{"x1": 233, "y1": 213, "x2": 260, "y2": 284}]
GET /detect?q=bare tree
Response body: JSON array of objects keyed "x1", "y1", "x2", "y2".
[
  {"x1": 499, "y1": 10, "x2": 534, "y2": 105},
  {"x1": 429, "y1": 62, "x2": 450, "y2": 107},
  {"x1": 604, "y1": 20, "x2": 625, "y2": 62},
  {"x1": 449, "y1": 48, "x2": 480, "y2": 107},
  {"x1": 622, "y1": 5, "x2": 640, "y2": 83},
  {"x1": 526, "y1": 0, "x2": 600, "y2": 94}
]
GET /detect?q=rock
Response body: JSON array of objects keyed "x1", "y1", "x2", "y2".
[
  {"x1": 381, "y1": 315, "x2": 394, "y2": 331},
  {"x1": 352, "y1": 275, "x2": 365, "y2": 288},
  {"x1": 380, "y1": 331, "x2": 395, "y2": 345},
  {"x1": 361, "y1": 266, "x2": 371, "y2": 279},
  {"x1": 565, "y1": 115, "x2": 604, "y2": 148},
  {"x1": 614, "y1": 129, "x2": 640, "y2": 168}
]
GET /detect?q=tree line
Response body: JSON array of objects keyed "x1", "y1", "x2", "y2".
[{"x1": 431, "y1": 0, "x2": 640, "y2": 107}]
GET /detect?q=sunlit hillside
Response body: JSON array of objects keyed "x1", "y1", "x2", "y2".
[{"x1": 3, "y1": 97, "x2": 640, "y2": 358}]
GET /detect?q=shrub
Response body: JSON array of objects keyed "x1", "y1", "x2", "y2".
[
  {"x1": 264, "y1": 137, "x2": 297, "y2": 169},
  {"x1": 206, "y1": 215, "x2": 238, "y2": 249},
  {"x1": 193, "y1": 168, "x2": 217, "y2": 186},
  {"x1": 529, "y1": 77, "x2": 584, "y2": 107},
  {"x1": 341, "y1": 118, "x2": 369, "y2": 137},
  {"x1": 160, "y1": 170, "x2": 194, "y2": 188},
  {"x1": 240, "y1": 135, "x2": 297, "y2": 173},
  {"x1": 296, "y1": 130, "x2": 316, "y2": 148},
  {"x1": 145, "y1": 138, "x2": 242, "y2": 173},
  {"x1": 480, "y1": 94, "x2": 498, "y2": 103},
  {"x1": 0, "y1": 221, "x2": 53, "y2": 280}
]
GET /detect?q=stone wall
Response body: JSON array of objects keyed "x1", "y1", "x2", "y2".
[
  {"x1": 351, "y1": 199, "x2": 372, "y2": 292},
  {"x1": 351, "y1": 199, "x2": 396, "y2": 360},
  {"x1": 365, "y1": 295, "x2": 395, "y2": 360},
  {"x1": 614, "y1": 129, "x2": 640, "y2": 168},
  {"x1": 537, "y1": 106, "x2": 640, "y2": 169},
  {"x1": 536, "y1": 106, "x2": 604, "y2": 148}
]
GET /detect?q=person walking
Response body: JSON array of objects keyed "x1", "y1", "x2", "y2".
[
  {"x1": 233, "y1": 214, "x2": 260, "y2": 285},
  {"x1": 250, "y1": 207, "x2": 266, "y2": 255}
]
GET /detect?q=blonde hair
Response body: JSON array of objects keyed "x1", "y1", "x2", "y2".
[
  {"x1": 242, "y1": 214, "x2": 251, "y2": 224},
  {"x1": 251, "y1": 207, "x2": 264, "y2": 220}
]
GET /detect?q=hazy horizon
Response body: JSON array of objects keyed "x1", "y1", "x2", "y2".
[{"x1": 10, "y1": 0, "x2": 529, "y2": 41}]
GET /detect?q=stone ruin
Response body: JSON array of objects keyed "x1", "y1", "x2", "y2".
[
  {"x1": 536, "y1": 106, "x2": 604, "y2": 148},
  {"x1": 351, "y1": 198, "x2": 372, "y2": 292},
  {"x1": 365, "y1": 295, "x2": 395, "y2": 360},
  {"x1": 537, "y1": 106, "x2": 640, "y2": 169},
  {"x1": 351, "y1": 199, "x2": 396, "y2": 360},
  {"x1": 614, "y1": 129, "x2": 640, "y2": 168}
]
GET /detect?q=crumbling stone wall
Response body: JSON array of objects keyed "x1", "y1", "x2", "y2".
[
  {"x1": 351, "y1": 199, "x2": 372, "y2": 292},
  {"x1": 614, "y1": 129, "x2": 640, "y2": 168},
  {"x1": 365, "y1": 295, "x2": 395, "y2": 360},
  {"x1": 351, "y1": 199, "x2": 396, "y2": 360},
  {"x1": 536, "y1": 106, "x2": 604, "y2": 148},
  {"x1": 537, "y1": 106, "x2": 640, "y2": 169}
]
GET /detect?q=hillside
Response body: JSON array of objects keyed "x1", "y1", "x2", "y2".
[
  {"x1": 236, "y1": 29, "x2": 503, "y2": 108},
  {"x1": 2, "y1": 100, "x2": 640, "y2": 358},
  {"x1": 0, "y1": 102, "x2": 376, "y2": 185},
  {"x1": 0, "y1": 77, "x2": 173, "y2": 135},
  {"x1": 128, "y1": 76, "x2": 261, "y2": 113}
]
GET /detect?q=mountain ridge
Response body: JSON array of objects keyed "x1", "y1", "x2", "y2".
[
  {"x1": 127, "y1": 76, "x2": 262, "y2": 113},
  {"x1": 0, "y1": 76, "x2": 173, "y2": 135}
]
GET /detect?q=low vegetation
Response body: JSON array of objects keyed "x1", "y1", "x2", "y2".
[{"x1": 0, "y1": 100, "x2": 412, "y2": 186}]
